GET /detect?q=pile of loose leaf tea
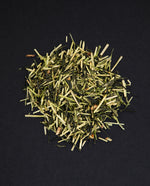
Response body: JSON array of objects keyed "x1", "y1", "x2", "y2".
[{"x1": 21, "y1": 35, "x2": 132, "y2": 151}]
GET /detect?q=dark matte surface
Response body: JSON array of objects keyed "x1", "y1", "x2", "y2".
[{"x1": 2, "y1": 1, "x2": 150, "y2": 185}]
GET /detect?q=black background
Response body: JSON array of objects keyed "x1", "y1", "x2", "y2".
[{"x1": 1, "y1": 0, "x2": 150, "y2": 185}]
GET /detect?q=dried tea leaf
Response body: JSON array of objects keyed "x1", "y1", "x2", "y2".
[{"x1": 21, "y1": 34, "x2": 132, "y2": 151}]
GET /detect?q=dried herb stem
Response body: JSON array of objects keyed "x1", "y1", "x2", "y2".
[{"x1": 22, "y1": 34, "x2": 132, "y2": 151}]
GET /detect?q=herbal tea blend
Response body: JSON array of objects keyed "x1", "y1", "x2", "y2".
[{"x1": 21, "y1": 34, "x2": 132, "y2": 151}]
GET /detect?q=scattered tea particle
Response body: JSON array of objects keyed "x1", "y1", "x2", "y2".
[
  {"x1": 100, "y1": 44, "x2": 109, "y2": 56},
  {"x1": 71, "y1": 134, "x2": 80, "y2": 151},
  {"x1": 25, "y1": 114, "x2": 45, "y2": 118},
  {"x1": 56, "y1": 127, "x2": 62, "y2": 135},
  {"x1": 44, "y1": 126, "x2": 47, "y2": 135},
  {"x1": 111, "y1": 56, "x2": 123, "y2": 72},
  {"x1": 67, "y1": 76, "x2": 71, "y2": 81},
  {"x1": 91, "y1": 104, "x2": 98, "y2": 111},
  {"x1": 79, "y1": 139, "x2": 83, "y2": 150},
  {"x1": 82, "y1": 140, "x2": 86, "y2": 148},
  {"x1": 47, "y1": 70, "x2": 50, "y2": 74},
  {"x1": 105, "y1": 137, "x2": 112, "y2": 142},
  {"x1": 98, "y1": 137, "x2": 108, "y2": 142},
  {"x1": 87, "y1": 52, "x2": 91, "y2": 56},
  {"x1": 25, "y1": 54, "x2": 35, "y2": 57},
  {"x1": 94, "y1": 95, "x2": 107, "y2": 113},
  {"x1": 66, "y1": 35, "x2": 68, "y2": 43},
  {"x1": 94, "y1": 46, "x2": 98, "y2": 56},
  {"x1": 82, "y1": 41, "x2": 85, "y2": 50},
  {"x1": 89, "y1": 134, "x2": 94, "y2": 139}
]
